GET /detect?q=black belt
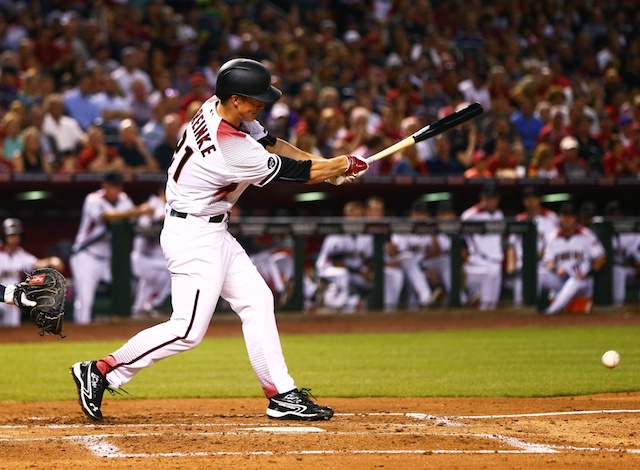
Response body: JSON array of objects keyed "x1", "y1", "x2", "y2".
[{"x1": 169, "y1": 209, "x2": 226, "y2": 223}]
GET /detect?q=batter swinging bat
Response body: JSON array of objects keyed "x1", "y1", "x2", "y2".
[{"x1": 365, "y1": 102, "x2": 484, "y2": 164}]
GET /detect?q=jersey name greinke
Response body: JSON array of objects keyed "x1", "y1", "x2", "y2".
[{"x1": 165, "y1": 97, "x2": 282, "y2": 218}]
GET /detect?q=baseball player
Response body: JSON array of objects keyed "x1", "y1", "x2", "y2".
[
  {"x1": 130, "y1": 185, "x2": 171, "y2": 318},
  {"x1": 390, "y1": 199, "x2": 434, "y2": 309},
  {"x1": 539, "y1": 202, "x2": 606, "y2": 314},
  {"x1": 69, "y1": 171, "x2": 152, "y2": 325},
  {"x1": 461, "y1": 185, "x2": 505, "y2": 311},
  {"x1": 0, "y1": 218, "x2": 64, "y2": 327},
  {"x1": 315, "y1": 201, "x2": 371, "y2": 312},
  {"x1": 505, "y1": 186, "x2": 559, "y2": 306},
  {"x1": 604, "y1": 201, "x2": 640, "y2": 307},
  {"x1": 71, "y1": 58, "x2": 368, "y2": 422}
]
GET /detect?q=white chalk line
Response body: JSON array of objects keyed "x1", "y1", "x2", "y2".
[{"x1": 3, "y1": 409, "x2": 640, "y2": 458}]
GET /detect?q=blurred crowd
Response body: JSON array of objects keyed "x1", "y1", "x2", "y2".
[{"x1": 0, "y1": 0, "x2": 638, "y2": 177}]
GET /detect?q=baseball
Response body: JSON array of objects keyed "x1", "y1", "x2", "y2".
[{"x1": 601, "y1": 350, "x2": 620, "y2": 369}]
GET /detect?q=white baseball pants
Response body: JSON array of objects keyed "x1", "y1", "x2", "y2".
[
  {"x1": 105, "y1": 213, "x2": 296, "y2": 398},
  {"x1": 0, "y1": 303, "x2": 21, "y2": 327},
  {"x1": 131, "y1": 252, "x2": 172, "y2": 314},
  {"x1": 538, "y1": 270, "x2": 593, "y2": 314},
  {"x1": 612, "y1": 265, "x2": 636, "y2": 307},
  {"x1": 69, "y1": 250, "x2": 112, "y2": 325},
  {"x1": 464, "y1": 259, "x2": 502, "y2": 310}
]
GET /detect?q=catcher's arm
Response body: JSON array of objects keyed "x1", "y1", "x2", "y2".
[{"x1": 1, "y1": 283, "x2": 37, "y2": 308}]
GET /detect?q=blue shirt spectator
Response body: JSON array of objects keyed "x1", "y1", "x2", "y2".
[
  {"x1": 63, "y1": 71, "x2": 101, "y2": 130},
  {"x1": 510, "y1": 97, "x2": 544, "y2": 154}
]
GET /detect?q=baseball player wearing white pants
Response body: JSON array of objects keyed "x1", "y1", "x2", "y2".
[
  {"x1": 130, "y1": 189, "x2": 171, "y2": 317},
  {"x1": 611, "y1": 232, "x2": 640, "y2": 307},
  {"x1": 69, "y1": 171, "x2": 151, "y2": 325},
  {"x1": 506, "y1": 187, "x2": 559, "y2": 306},
  {"x1": 461, "y1": 186, "x2": 504, "y2": 311},
  {"x1": 71, "y1": 58, "x2": 369, "y2": 422},
  {"x1": 539, "y1": 203, "x2": 606, "y2": 315}
]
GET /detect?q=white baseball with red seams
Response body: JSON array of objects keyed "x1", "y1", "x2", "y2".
[
  {"x1": 601, "y1": 350, "x2": 620, "y2": 369},
  {"x1": 104, "y1": 96, "x2": 295, "y2": 397}
]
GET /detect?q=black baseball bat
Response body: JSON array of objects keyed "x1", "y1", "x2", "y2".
[{"x1": 366, "y1": 102, "x2": 484, "y2": 163}]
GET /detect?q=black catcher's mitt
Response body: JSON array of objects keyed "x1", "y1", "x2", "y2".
[{"x1": 17, "y1": 267, "x2": 67, "y2": 337}]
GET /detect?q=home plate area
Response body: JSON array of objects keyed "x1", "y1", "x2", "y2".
[
  {"x1": 2, "y1": 396, "x2": 640, "y2": 468},
  {"x1": 3, "y1": 405, "x2": 640, "y2": 469}
]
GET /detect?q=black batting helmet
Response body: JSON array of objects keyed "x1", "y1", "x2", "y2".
[
  {"x1": 2, "y1": 218, "x2": 23, "y2": 243},
  {"x1": 215, "y1": 58, "x2": 282, "y2": 103}
]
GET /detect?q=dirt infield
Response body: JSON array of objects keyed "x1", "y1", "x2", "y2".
[{"x1": 2, "y1": 307, "x2": 640, "y2": 469}]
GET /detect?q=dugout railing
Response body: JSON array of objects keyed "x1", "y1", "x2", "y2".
[{"x1": 108, "y1": 217, "x2": 629, "y2": 315}]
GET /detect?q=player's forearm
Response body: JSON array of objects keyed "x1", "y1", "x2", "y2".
[
  {"x1": 308, "y1": 156, "x2": 349, "y2": 184},
  {"x1": 269, "y1": 138, "x2": 325, "y2": 162}
]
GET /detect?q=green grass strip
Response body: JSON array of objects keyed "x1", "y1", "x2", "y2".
[{"x1": 1, "y1": 325, "x2": 638, "y2": 402}]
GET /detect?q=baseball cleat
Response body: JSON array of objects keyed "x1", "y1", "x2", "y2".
[
  {"x1": 70, "y1": 361, "x2": 109, "y2": 422},
  {"x1": 267, "y1": 388, "x2": 334, "y2": 421}
]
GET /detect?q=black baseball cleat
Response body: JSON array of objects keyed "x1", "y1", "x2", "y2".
[
  {"x1": 70, "y1": 361, "x2": 109, "y2": 422},
  {"x1": 267, "y1": 388, "x2": 334, "y2": 421}
]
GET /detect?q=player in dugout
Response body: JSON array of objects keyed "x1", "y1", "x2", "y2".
[{"x1": 70, "y1": 58, "x2": 369, "y2": 422}]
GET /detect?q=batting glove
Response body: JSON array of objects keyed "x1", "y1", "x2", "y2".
[
  {"x1": 3, "y1": 284, "x2": 37, "y2": 308},
  {"x1": 345, "y1": 154, "x2": 369, "y2": 176}
]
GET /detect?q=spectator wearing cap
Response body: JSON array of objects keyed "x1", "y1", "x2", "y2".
[
  {"x1": 110, "y1": 46, "x2": 153, "y2": 99},
  {"x1": 420, "y1": 74, "x2": 449, "y2": 120},
  {"x1": 461, "y1": 185, "x2": 505, "y2": 311},
  {"x1": 62, "y1": 71, "x2": 101, "y2": 131},
  {"x1": 464, "y1": 149, "x2": 491, "y2": 178},
  {"x1": 538, "y1": 202, "x2": 606, "y2": 315},
  {"x1": 179, "y1": 73, "x2": 210, "y2": 112},
  {"x1": 267, "y1": 102, "x2": 293, "y2": 141},
  {"x1": 505, "y1": 186, "x2": 559, "y2": 306},
  {"x1": 549, "y1": 136, "x2": 590, "y2": 178}
]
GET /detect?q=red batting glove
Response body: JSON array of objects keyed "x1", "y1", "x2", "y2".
[{"x1": 345, "y1": 154, "x2": 369, "y2": 176}]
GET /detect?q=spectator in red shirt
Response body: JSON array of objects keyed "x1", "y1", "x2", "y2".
[
  {"x1": 486, "y1": 137, "x2": 517, "y2": 177},
  {"x1": 77, "y1": 125, "x2": 126, "y2": 173},
  {"x1": 464, "y1": 149, "x2": 492, "y2": 178},
  {"x1": 622, "y1": 123, "x2": 640, "y2": 172},
  {"x1": 603, "y1": 137, "x2": 635, "y2": 176},
  {"x1": 537, "y1": 106, "x2": 569, "y2": 154},
  {"x1": 179, "y1": 73, "x2": 211, "y2": 112}
]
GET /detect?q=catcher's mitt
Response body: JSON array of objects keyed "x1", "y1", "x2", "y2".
[{"x1": 17, "y1": 267, "x2": 67, "y2": 337}]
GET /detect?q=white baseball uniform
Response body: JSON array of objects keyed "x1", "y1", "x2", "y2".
[
  {"x1": 103, "y1": 97, "x2": 298, "y2": 398},
  {"x1": 539, "y1": 225, "x2": 605, "y2": 314},
  {"x1": 130, "y1": 193, "x2": 171, "y2": 316},
  {"x1": 357, "y1": 233, "x2": 404, "y2": 312},
  {"x1": 0, "y1": 246, "x2": 37, "y2": 326},
  {"x1": 461, "y1": 204, "x2": 504, "y2": 310},
  {"x1": 508, "y1": 209, "x2": 559, "y2": 305},
  {"x1": 611, "y1": 232, "x2": 640, "y2": 307},
  {"x1": 69, "y1": 189, "x2": 135, "y2": 324},
  {"x1": 390, "y1": 233, "x2": 433, "y2": 308}
]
